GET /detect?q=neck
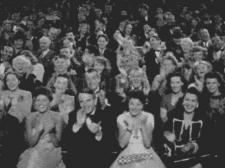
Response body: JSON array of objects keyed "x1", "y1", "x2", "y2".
[
  {"x1": 184, "y1": 111, "x2": 194, "y2": 120},
  {"x1": 172, "y1": 91, "x2": 183, "y2": 96}
]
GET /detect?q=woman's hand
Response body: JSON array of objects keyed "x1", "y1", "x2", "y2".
[
  {"x1": 164, "y1": 131, "x2": 176, "y2": 143},
  {"x1": 181, "y1": 142, "x2": 195, "y2": 153}
]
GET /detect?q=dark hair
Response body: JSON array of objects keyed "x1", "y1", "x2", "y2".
[
  {"x1": 4, "y1": 71, "x2": 20, "y2": 90},
  {"x1": 78, "y1": 87, "x2": 95, "y2": 96},
  {"x1": 127, "y1": 91, "x2": 146, "y2": 105},
  {"x1": 204, "y1": 71, "x2": 223, "y2": 85},
  {"x1": 33, "y1": 86, "x2": 53, "y2": 101},
  {"x1": 204, "y1": 71, "x2": 225, "y2": 93},
  {"x1": 97, "y1": 33, "x2": 109, "y2": 42},
  {"x1": 12, "y1": 30, "x2": 26, "y2": 42},
  {"x1": 166, "y1": 72, "x2": 186, "y2": 94},
  {"x1": 184, "y1": 87, "x2": 200, "y2": 102},
  {"x1": 85, "y1": 45, "x2": 98, "y2": 56}
]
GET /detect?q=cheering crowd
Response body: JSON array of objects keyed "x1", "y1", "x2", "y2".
[{"x1": 0, "y1": 0, "x2": 225, "y2": 168}]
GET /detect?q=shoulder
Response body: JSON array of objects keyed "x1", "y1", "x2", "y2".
[
  {"x1": 17, "y1": 89, "x2": 32, "y2": 97},
  {"x1": 143, "y1": 111, "x2": 155, "y2": 127},
  {"x1": 26, "y1": 112, "x2": 39, "y2": 122},
  {"x1": 117, "y1": 112, "x2": 128, "y2": 124}
]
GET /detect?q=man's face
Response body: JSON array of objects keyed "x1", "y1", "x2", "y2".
[
  {"x1": 86, "y1": 71, "x2": 100, "y2": 91},
  {"x1": 78, "y1": 93, "x2": 96, "y2": 114},
  {"x1": 39, "y1": 39, "x2": 50, "y2": 50}
]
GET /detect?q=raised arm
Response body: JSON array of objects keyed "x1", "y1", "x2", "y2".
[
  {"x1": 140, "y1": 114, "x2": 154, "y2": 149},
  {"x1": 26, "y1": 115, "x2": 44, "y2": 147}
]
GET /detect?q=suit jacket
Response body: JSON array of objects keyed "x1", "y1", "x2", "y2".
[
  {"x1": 0, "y1": 114, "x2": 23, "y2": 168},
  {"x1": 144, "y1": 49, "x2": 160, "y2": 84},
  {"x1": 62, "y1": 106, "x2": 117, "y2": 168},
  {"x1": 97, "y1": 48, "x2": 119, "y2": 77},
  {"x1": 38, "y1": 49, "x2": 55, "y2": 84}
]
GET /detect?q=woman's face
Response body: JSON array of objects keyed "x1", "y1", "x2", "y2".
[
  {"x1": 60, "y1": 48, "x2": 71, "y2": 58},
  {"x1": 54, "y1": 77, "x2": 68, "y2": 93},
  {"x1": 183, "y1": 93, "x2": 198, "y2": 113},
  {"x1": 170, "y1": 76, "x2": 183, "y2": 93},
  {"x1": 14, "y1": 39, "x2": 24, "y2": 49},
  {"x1": 162, "y1": 59, "x2": 175, "y2": 74},
  {"x1": 206, "y1": 78, "x2": 220, "y2": 95},
  {"x1": 94, "y1": 61, "x2": 105, "y2": 74},
  {"x1": 129, "y1": 98, "x2": 143, "y2": 117},
  {"x1": 119, "y1": 21, "x2": 126, "y2": 32},
  {"x1": 125, "y1": 24, "x2": 133, "y2": 35},
  {"x1": 129, "y1": 70, "x2": 143, "y2": 88},
  {"x1": 63, "y1": 39, "x2": 73, "y2": 49},
  {"x1": 12, "y1": 59, "x2": 29, "y2": 75},
  {"x1": 181, "y1": 41, "x2": 193, "y2": 53},
  {"x1": 97, "y1": 37, "x2": 108, "y2": 49},
  {"x1": 35, "y1": 94, "x2": 50, "y2": 113},
  {"x1": 6, "y1": 74, "x2": 19, "y2": 91},
  {"x1": 54, "y1": 58, "x2": 69, "y2": 73},
  {"x1": 193, "y1": 51, "x2": 204, "y2": 61},
  {"x1": 196, "y1": 63, "x2": 209, "y2": 78}
]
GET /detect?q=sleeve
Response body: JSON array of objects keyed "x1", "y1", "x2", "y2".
[{"x1": 160, "y1": 94, "x2": 168, "y2": 109}]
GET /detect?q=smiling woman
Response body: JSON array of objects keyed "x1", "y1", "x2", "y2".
[
  {"x1": 1, "y1": 72, "x2": 32, "y2": 123},
  {"x1": 17, "y1": 86, "x2": 65, "y2": 168}
]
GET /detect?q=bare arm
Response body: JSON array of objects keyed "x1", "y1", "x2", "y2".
[
  {"x1": 117, "y1": 121, "x2": 132, "y2": 148},
  {"x1": 140, "y1": 117, "x2": 153, "y2": 149},
  {"x1": 49, "y1": 115, "x2": 64, "y2": 147},
  {"x1": 26, "y1": 115, "x2": 44, "y2": 147}
]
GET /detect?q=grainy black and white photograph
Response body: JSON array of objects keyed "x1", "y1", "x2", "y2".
[{"x1": 0, "y1": 0, "x2": 224, "y2": 168}]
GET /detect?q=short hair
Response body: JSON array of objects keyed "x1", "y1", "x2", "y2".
[
  {"x1": 33, "y1": 86, "x2": 53, "y2": 101},
  {"x1": 204, "y1": 71, "x2": 223, "y2": 85},
  {"x1": 96, "y1": 33, "x2": 109, "y2": 42},
  {"x1": 127, "y1": 91, "x2": 146, "y2": 105},
  {"x1": 85, "y1": 68, "x2": 100, "y2": 79},
  {"x1": 78, "y1": 87, "x2": 95, "y2": 96},
  {"x1": 12, "y1": 31, "x2": 26, "y2": 42}
]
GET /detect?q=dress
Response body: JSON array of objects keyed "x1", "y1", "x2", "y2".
[
  {"x1": 17, "y1": 111, "x2": 65, "y2": 168},
  {"x1": 110, "y1": 112, "x2": 166, "y2": 168}
]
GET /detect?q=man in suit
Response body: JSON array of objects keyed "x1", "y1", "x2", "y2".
[
  {"x1": 38, "y1": 36, "x2": 55, "y2": 84},
  {"x1": 144, "y1": 34, "x2": 162, "y2": 84},
  {"x1": 96, "y1": 33, "x2": 119, "y2": 77},
  {"x1": 0, "y1": 101, "x2": 23, "y2": 168},
  {"x1": 62, "y1": 88, "x2": 117, "y2": 168}
]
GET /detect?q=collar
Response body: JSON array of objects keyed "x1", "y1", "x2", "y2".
[{"x1": 42, "y1": 48, "x2": 50, "y2": 56}]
